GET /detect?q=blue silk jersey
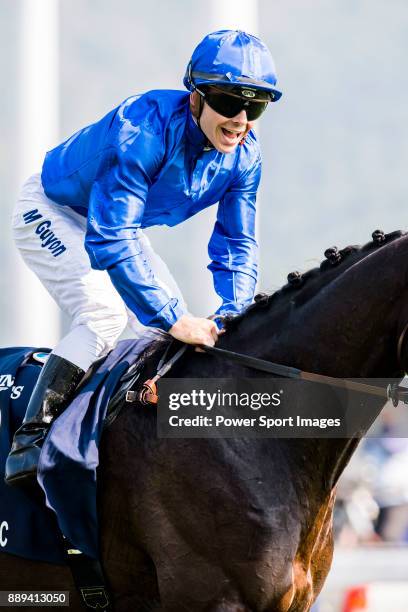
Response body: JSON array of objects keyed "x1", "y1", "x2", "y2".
[{"x1": 41, "y1": 90, "x2": 262, "y2": 331}]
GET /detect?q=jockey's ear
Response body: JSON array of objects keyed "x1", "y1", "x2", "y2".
[{"x1": 190, "y1": 91, "x2": 200, "y2": 119}]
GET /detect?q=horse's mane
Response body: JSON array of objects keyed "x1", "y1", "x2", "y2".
[
  {"x1": 135, "y1": 229, "x2": 406, "y2": 367},
  {"x1": 121, "y1": 229, "x2": 406, "y2": 444},
  {"x1": 224, "y1": 229, "x2": 405, "y2": 331}
]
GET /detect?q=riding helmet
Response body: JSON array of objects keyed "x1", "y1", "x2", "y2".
[{"x1": 183, "y1": 30, "x2": 282, "y2": 101}]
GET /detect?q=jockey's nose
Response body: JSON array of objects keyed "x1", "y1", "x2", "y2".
[{"x1": 230, "y1": 109, "x2": 248, "y2": 123}]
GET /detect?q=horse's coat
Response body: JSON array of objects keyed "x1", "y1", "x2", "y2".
[{"x1": 2, "y1": 231, "x2": 408, "y2": 611}]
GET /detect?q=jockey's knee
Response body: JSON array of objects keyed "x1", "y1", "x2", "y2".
[
  {"x1": 71, "y1": 304, "x2": 129, "y2": 356},
  {"x1": 53, "y1": 308, "x2": 128, "y2": 372},
  {"x1": 89, "y1": 308, "x2": 129, "y2": 352}
]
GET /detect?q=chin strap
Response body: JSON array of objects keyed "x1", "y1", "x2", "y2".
[
  {"x1": 195, "y1": 93, "x2": 209, "y2": 145},
  {"x1": 191, "y1": 90, "x2": 214, "y2": 151},
  {"x1": 196, "y1": 92, "x2": 204, "y2": 129}
]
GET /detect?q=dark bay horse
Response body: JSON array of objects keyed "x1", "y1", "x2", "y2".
[{"x1": 2, "y1": 230, "x2": 408, "y2": 611}]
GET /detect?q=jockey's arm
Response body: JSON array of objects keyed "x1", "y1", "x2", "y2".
[
  {"x1": 84, "y1": 116, "x2": 218, "y2": 346},
  {"x1": 208, "y1": 154, "x2": 261, "y2": 318}
]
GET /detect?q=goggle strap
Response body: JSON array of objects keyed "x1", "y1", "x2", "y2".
[
  {"x1": 191, "y1": 70, "x2": 278, "y2": 99},
  {"x1": 207, "y1": 85, "x2": 270, "y2": 103}
]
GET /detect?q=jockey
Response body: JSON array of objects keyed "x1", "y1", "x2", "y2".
[{"x1": 5, "y1": 30, "x2": 282, "y2": 486}]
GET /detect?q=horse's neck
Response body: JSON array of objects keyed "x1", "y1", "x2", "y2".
[
  {"x1": 284, "y1": 437, "x2": 361, "y2": 493},
  {"x1": 217, "y1": 305, "x2": 393, "y2": 495},
  {"x1": 200, "y1": 237, "x2": 408, "y2": 493}
]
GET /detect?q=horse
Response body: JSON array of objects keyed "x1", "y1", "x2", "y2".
[{"x1": 1, "y1": 229, "x2": 408, "y2": 612}]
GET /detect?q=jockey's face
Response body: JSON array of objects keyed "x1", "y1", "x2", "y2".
[{"x1": 190, "y1": 91, "x2": 255, "y2": 153}]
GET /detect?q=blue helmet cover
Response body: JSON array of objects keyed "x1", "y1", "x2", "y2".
[{"x1": 184, "y1": 30, "x2": 282, "y2": 101}]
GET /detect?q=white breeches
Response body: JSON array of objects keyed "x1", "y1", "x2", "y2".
[{"x1": 12, "y1": 174, "x2": 186, "y2": 371}]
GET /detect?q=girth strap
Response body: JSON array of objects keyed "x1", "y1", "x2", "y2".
[{"x1": 63, "y1": 537, "x2": 112, "y2": 611}]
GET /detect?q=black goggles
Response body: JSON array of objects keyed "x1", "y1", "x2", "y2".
[{"x1": 196, "y1": 86, "x2": 271, "y2": 121}]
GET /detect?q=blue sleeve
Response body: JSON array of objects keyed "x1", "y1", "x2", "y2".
[
  {"x1": 84, "y1": 107, "x2": 186, "y2": 331},
  {"x1": 207, "y1": 154, "x2": 261, "y2": 316}
]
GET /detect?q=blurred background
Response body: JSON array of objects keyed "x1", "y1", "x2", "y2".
[
  {"x1": 2, "y1": 1, "x2": 408, "y2": 609},
  {"x1": 2, "y1": 0, "x2": 408, "y2": 347}
]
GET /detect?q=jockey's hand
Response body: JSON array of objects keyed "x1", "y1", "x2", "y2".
[{"x1": 169, "y1": 314, "x2": 219, "y2": 347}]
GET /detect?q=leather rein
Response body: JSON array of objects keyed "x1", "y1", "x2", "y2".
[{"x1": 133, "y1": 333, "x2": 408, "y2": 408}]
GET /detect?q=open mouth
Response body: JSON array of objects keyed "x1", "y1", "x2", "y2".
[{"x1": 221, "y1": 127, "x2": 243, "y2": 141}]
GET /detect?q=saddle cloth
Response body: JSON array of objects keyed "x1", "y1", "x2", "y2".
[
  {"x1": 0, "y1": 346, "x2": 65, "y2": 563},
  {"x1": 0, "y1": 331, "x2": 163, "y2": 564}
]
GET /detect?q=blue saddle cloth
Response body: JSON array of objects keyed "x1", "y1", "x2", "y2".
[
  {"x1": 0, "y1": 331, "x2": 163, "y2": 564},
  {"x1": 0, "y1": 346, "x2": 65, "y2": 563}
]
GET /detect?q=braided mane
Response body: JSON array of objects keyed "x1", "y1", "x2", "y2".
[{"x1": 224, "y1": 230, "x2": 405, "y2": 331}]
